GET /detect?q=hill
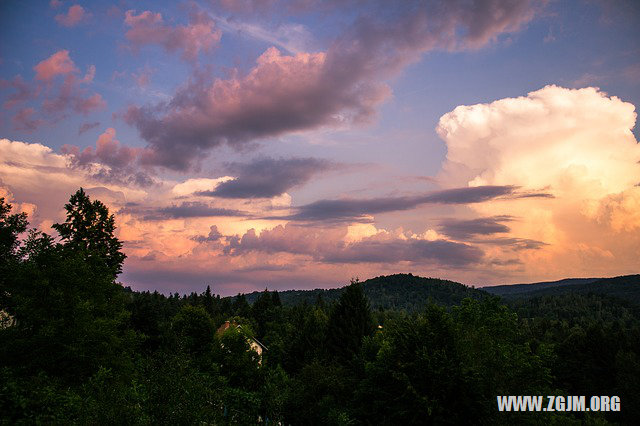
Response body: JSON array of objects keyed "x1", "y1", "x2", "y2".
[
  {"x1": 483, "y1": 274, "x2": 640, "y2": 305},
  {"x1": 243, "y1": 273, "x2": 489, "y2": 311}
]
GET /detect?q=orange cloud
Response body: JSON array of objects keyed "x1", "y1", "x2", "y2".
[{"x1": 437, "y1": 85, "x2": 640, "y2": 280}]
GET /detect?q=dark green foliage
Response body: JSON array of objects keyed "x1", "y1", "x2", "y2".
[
  {"x1": 232, "y1": 292, "x2": 251, "y2": 317},
  {"x1": 52, "y1": 188, "x2": 126, "y2": 277},
  {"x1": 0, "y1": 197, "x2": 28, "y2": 263},
  {"x1": 172, "y1": 305, "x2": 214, "y2": 356},
  {"x1": 326, "y1": 279, "x2": 375, "y2": 362},
  {"x1": 251, "y1": 288, "x2": 276, "y2": 338}
]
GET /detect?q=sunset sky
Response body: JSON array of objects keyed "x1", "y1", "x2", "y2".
[{"x1": 1, "y1": 0, "x2": 639, "y2": 295}]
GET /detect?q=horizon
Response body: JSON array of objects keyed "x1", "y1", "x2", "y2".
[
  {"x1": 127, "y1": 272, "x2": 638, "y2": 298},
  {"x1": 1, "y1": 0, "x2": 639, "y2": 295}
]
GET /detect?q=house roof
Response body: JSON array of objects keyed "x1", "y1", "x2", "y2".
[{"x1": 215, "y1": 320, "x2": 268, "y2": 351}]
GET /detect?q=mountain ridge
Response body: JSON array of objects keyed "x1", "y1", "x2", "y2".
[{"x1": 239, "y1": 273, "x2": 640, "y2": 310}]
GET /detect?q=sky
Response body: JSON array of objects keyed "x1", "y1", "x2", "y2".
[{"x1": 1, "y1": 0, "x2": 639, "y2": 295}]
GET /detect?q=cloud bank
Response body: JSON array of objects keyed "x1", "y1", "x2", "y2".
[{"x1": 437, "y1": 85, "x2": 640, "y2": 279}]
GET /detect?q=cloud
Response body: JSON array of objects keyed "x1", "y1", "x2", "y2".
[
  {"x1": 214, "y1": 16, "x2": 313, "y2": 54},
  {"x1": 1, "y1": 76, "x2": 37, "y2": 109},
  {"x1": 26, "y1": 50, "x2": 106, "y2": 120},
  {"x1": 124, "y1": 8, "x2": 221, "y2": 61},
  {"x1": 436, "y1": 85, "x2": 640, "y2": 279},
  {"x1": 61, "y1": 128, "x2": 154, "y2": 187},
  {"x1": 12, "y1": 108, "x2": 44, "y2": 132},
  {"x1": 154, "y1": 202, "x2": 247, "y2": 219},
  {"x1": 34, "y1": 50, "x2": 77, "y2": 82},
  {"x1": 438, "y1": 216, "x2": 513, "y2": 239},
  {"x1": 123, "y1": 47, "x2": 383, "y2": 170},
  {"x1": 191, "y1": 225, "x2": 224, "y2": 242},
  {"x1": 125, "y1": 1, "x2": 543, "y2": 170},
  {"x1": 55, "y1": 4, "x2": 90, "y2": 27},
  {"x1": 198, "y1": 157, "x2": 334, "y2": 198},
  {"x1": 78, "y1": 121, "x2": 100, "y2": 135},
  {"x1": 225, "y1": 223, "x2": 483, "y2": 266},
  {"x1": 69, "y1": 128, "x2": 139, "y2": 168},
  {"x1": 280, "y1": 185, "x2": 545, "y2": 222},
  {"x1": 0, "y1": 138, "x2": 146, "y2": 230}
]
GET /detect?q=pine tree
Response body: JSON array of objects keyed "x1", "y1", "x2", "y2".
[
  {"x1": 52, "y1": 188, "x2": 126, "y2": 277},
  {"x1": 272, "y1": 290, "x2": 282, "y2": 307},
  {"x1": 325, "y1": 279, "x2": 374, "y2": 362},
  {"x1": 232, "y1": 293, "x2": 251, "y2": 318},
  {"x1": 203, "y1": 285, "x2": 214, "y2": 315}
]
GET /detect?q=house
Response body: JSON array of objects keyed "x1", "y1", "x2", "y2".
[
  {"x1": 216, "y1": 320, "x2": 268, "y2": 361},
  {"x1": 0, "y1": 310, "x2": 16, "y2": 329}
]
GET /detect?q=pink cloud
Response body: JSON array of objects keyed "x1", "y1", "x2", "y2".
[
  {"x1": 61, "y1": 128, "x2": 154, "y2": 187},
  {"x1": 49, "y1": 0, "x2": 62, "y2": 9},
  {"x1": 0, "y1": 51, "x2": 106, "y2": 128},
  {"x1": 124, "y1": 8, "x2": 221, "y2": 61},
  {"x1": 125, "y1": 47, "x2": 390, "y2": 170},
  {"x1": 31, "y1": 51, "x2": 105, "y2": 117},
  {"x1": 125, "y1": 1, "x2": 543, "y2": 171},
  {"x1": 63, "y1": 128, "x2": 139, "y2": 168},
  {"x1": 1, "y1": 75, "x2": 37, "y2": 109},
  {"x1": 55, "y1": 4, "x2": 89, "y2": 27},
  {"x1": 224, "y1": 223, "x2": 483, "y2": 267},
  {"x1": 34, "y1": 50, "x2": 77, "y2": 82},
  {"x1": 42, "y1": 74, "x2": 105, "y2": 116},
  {"x1": 12, "y1": 108, "x2": 44, "y2": 132},
  {"x1": 132, "y1": 67, "x2": 152, "y2": 88}
]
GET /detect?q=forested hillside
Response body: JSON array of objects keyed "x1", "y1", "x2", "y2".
[
  {"x1": 244, "y1": 273, "x2": 487, "y2": 311},
  {"x1": 1, "y1": 192, "x2": 639, "y2": 424},
  {"x1": 485, "y1": 275, "x2": 640, "y2": 304}
]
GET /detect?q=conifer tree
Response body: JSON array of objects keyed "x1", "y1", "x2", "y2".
[
  {"x1": 52, "y1": 188, "x2": 126, "y2": 277},
  {"x1": 326, "y1": 279, "x2": 374, "y2": 362}
]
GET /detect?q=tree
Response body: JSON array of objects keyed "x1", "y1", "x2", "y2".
[
  {"x1": 271, "y1": 290, "x2": 281, "y2": 307},
  {"x1": 0, "y1": 197, "x2": 28, "y2": 263},
  {"x1": 232, "y1": 293, "x2": 251, "y2": 318},
  {"x1": 203, "y1": 285, "x2": 214, "y2": 315},
  {"x1": 251, "y1": 289, "x2": 275, "y2": 338},
  {"x1": 1, "y1": 191, "x2": 135, "y2": 386},
  {"x1": 52, "y1": 188, "x2": 126, "y2": 277},
  {"x1": 326, "y1": 279, "x2": 374, "y2": 362},
  {"x1": 172, "y1": 305, "x2": 215, "y2": 356}
]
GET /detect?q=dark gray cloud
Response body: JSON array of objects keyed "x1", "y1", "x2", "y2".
[
  {"x1": 157, "y1": 202, "x2": 247, "y2": 219},
  {"x1": 191, "y1": 225, "x2": 224, "y2": 242},
  {"x1": 323, "y1": 239, "x2": 483, "y2": 266},
  {"x1": 198, "y1": 157, "x2": 334, "y2": 198},
  {"x1": 124, "y1": 1, "x2": 543, "y2": 170},
  {"x1": 478, "y1": 237, "x2": 547, "y2": 250},
  {"x1": 225, "y1": 224, "x2": 483, "y2": 266},
  {"x1": 78, "y1": 121, "x2": 100, "y2": 135},
  {"x1": 124, "y1": 201, "x2": 247, "y2": 220},
  {"x1": 279, "y1": 185, "x2": 545, "y2": 222},
  {"x1": 438, "y1": 216, "x2": 513, "y2": 239}
]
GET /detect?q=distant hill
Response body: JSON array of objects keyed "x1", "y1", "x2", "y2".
[
  {"x1": 244, "y1": 273, "x2": 489, "y2": 311},
  {"x1": 241, "y1": 273, "x2": 640, "y2": 311},
  {"x1": 483, "y1": 275, "x2": 640, "y2": 305}
]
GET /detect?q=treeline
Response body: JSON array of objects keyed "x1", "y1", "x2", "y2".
[{"x1": 1, "y1": 191, "x2": 639, "y2": 424}]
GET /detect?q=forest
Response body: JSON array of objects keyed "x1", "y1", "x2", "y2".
[{"x1": 1, "y1": 190, "x2": 639, "y2": 425}]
